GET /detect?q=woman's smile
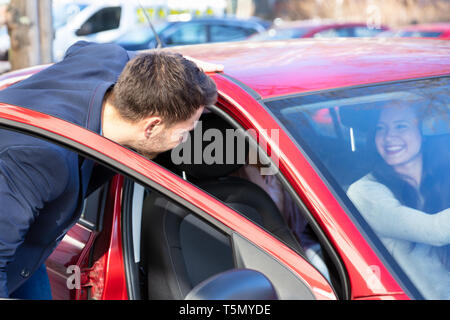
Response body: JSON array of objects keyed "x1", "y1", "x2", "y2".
[
  {"x1": 384, "y1": 143, "x2": 405, "y2": 155},
  {"x1": 375, "y1": 106, "x2": 422, "y2": 170}
]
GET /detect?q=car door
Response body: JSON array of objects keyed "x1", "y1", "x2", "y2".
[
  {"x1": 162, "y1": 22, "x2": 208, "y2": 46},
  {"x1": 0, "y1": 103, "x2": 337, "y2": 300},
  {"x1": 45, "y1": 180, "x2": 112, "y2": 300},
  {"x1": 208, "y1": 24, "x2": 258, "y2": 43},
  {"x1": 121, "y1": 177, "x2": 337, "y2": 300}
]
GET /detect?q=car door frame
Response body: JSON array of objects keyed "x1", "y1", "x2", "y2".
[
  {"x1": 0, "y1": 103, "x2": 337, "y2": 300},
  {"x1": 209, "y1": 73, "x2": 409, "y2": 299}
]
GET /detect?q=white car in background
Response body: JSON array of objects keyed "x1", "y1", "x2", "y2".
[
  {"x1": 53, "y1": 0, "x2": 91, "y2": 30},
  {"x1": 0, "y1": 0, "x2": 89, "y2": 62},
  {"x1": 52, "y1": 0, "x2": 227, "y2": 61},
  {"x1": 0, "y1": 0, "x2": 229, "y2": 62},
  {"x1": 0, "y1": 26, "x2": 9, "y2": 61}
]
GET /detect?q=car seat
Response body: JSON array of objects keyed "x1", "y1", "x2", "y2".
[{"x1": 141, "y1": 112, "x2": 305, "y2": 299}]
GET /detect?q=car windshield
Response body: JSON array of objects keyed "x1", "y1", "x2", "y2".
[{"x1": 265, "y1": 77, "x2": 450, "y2": 299}]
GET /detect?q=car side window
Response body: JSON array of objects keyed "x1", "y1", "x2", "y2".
[
  {"x1": 76, "y1": 6, "x2": 122, "y2": 36},
  {"x1": 265, "y1": 77, "x2": 450, "y2": 300},
  {"x1": 352, "y1": 26, "x2": 385, "y2": 37},
  {"x1": 313, "y1": 28, "x2": 340, "y2": 38},
  {"x1": 165, "y1": 23, "x2": 207, "y2": 45},
  {"x1": 0, "y1": 114, "x2": 337, "y2": 300},
  {"x1": 314, "y1": 27, "x2": 356, "y2": 38},
  {"x1": 137, "y1": 183, "x2": 235, "y2": 299},
  {"x1": 401, "y1": 31, "x2": 443, "y2": 38},
  {"x1": 317, "y1": 26, "x2": 385, "y2": 38},
  {"x1": 123, "y1": 179, "x2": 323, "y2": 300},
  {"x1": 226, "y1": 161, "x2": 342, "y2": 293},
  {"x1": 209, "y1": 24, "x2": 256, "y2": 42},
  {"x1": 150, "y1": 111, "x2": 344, "y2": 298},
  {"x1": 78, "y1": 184, "x2": 107, "y2": 231}
]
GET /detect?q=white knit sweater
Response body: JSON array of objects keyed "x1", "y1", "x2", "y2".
[{"x1": 347, "y1": 173, "x2": 450, "y2": 299}]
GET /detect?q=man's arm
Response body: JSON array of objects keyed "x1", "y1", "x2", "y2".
[
  {"x1": 63, "y1": 40, "x2": 92, "y2": 59},
  {"x1": 0, "y1": 146, "x2": 69, "y2": 297}
]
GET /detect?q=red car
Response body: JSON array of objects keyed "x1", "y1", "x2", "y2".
[
  {"x1": 0, "y1": 38, "x2": 448, "y2": 300},
  {"x1": 248, "y1": 20, "x2": 388, "y2": 41},
  {"x1": 378, "y1": 22, "x2": 450, "y2": 40}
]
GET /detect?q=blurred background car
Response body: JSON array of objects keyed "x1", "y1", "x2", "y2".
[
  {"x1": 377, "y1": 22, "x2": 450, "y2": 39},
  {"x1": 53, "y1": 1, "x2": 133, "y2": 61},
  {"x1": 248, "y1": 19, "x2": 389, "y2": 41},
  {"x1": 113, "y1": 17, "x2": 270, "y2": 50},
  {"x1": 0, "y1": 0, "x2": 91, "y2": 62},
  {"x1": 52, "y1": 0, "x2": 234, "y2": 61},
  {"x1": 0, "y1": 26, "x2": 9, "y2": 61},
  {"x1": 53, "y1": 0, "x2": 91, "y2": 30}
]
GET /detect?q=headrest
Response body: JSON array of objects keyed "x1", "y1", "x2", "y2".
[
  {"x1": 340, "y1": 101, "x2": 450, "y2": 136},
  {"x1": 339, "y1": 104, "x2": 380, "y2": 132},
  {"x1": 155, "y1": 113, "x2": 249, "y2": 180}
]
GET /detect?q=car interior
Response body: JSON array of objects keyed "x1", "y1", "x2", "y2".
[
  {"x1": 52, "y1": 80, "x2": 448, "y2": 300},
  {"x1": 283, "y1": 99, "x2": 450, "y2": 194},
  {"x1": 75, "y1": 108, "x2": 346, "y2": 300},
  {"x1": 134, "y1": 110, "x2": 344, "y2": 299},
  {"x1": 108, "y1": 79, "x2": 449, "y2": 300}
]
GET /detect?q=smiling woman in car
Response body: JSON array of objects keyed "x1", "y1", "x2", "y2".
[{"x1": 347, "y1": 102, "x2": 450, "y2": 300}]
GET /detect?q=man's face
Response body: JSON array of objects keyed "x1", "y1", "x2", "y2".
[{"x1": 134, "y1": 107, "x2": 204, "y2": 159}]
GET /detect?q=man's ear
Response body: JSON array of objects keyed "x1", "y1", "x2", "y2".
[{"x1": 144, "y1": 116, "x2": 162, "y2": 138}]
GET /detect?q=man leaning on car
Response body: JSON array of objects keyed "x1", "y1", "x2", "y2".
[{"x1": 0, "y1": 41, "x2": 221, "y2": 299}]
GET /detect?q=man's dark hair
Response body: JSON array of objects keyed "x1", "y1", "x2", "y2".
[{"x1": 111, "y1": 51, "x2": 217, "y2": 124}]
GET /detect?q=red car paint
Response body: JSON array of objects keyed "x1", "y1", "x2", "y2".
[
  {"x1": 174, "y1": 38, "x2": 450, "y2": 99},
  {"x1": 0, "y1": 38, "x2": 448, "y2": 300},
  {"x1": 0, "y1": 103, "x2": 335, "y2": 300}
]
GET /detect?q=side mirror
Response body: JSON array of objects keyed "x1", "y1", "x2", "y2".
[{"x1": 185, "y1": 269, "x2": 278, "y2": 300}]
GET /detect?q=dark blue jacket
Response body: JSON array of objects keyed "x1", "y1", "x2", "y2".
[{"x1": 0, "y1": 41, "x2": 133, "y2": 297}]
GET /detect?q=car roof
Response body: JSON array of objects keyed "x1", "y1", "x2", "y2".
[{"x1": 171, "y1": 38, "x2": 450, "y2": 99}]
